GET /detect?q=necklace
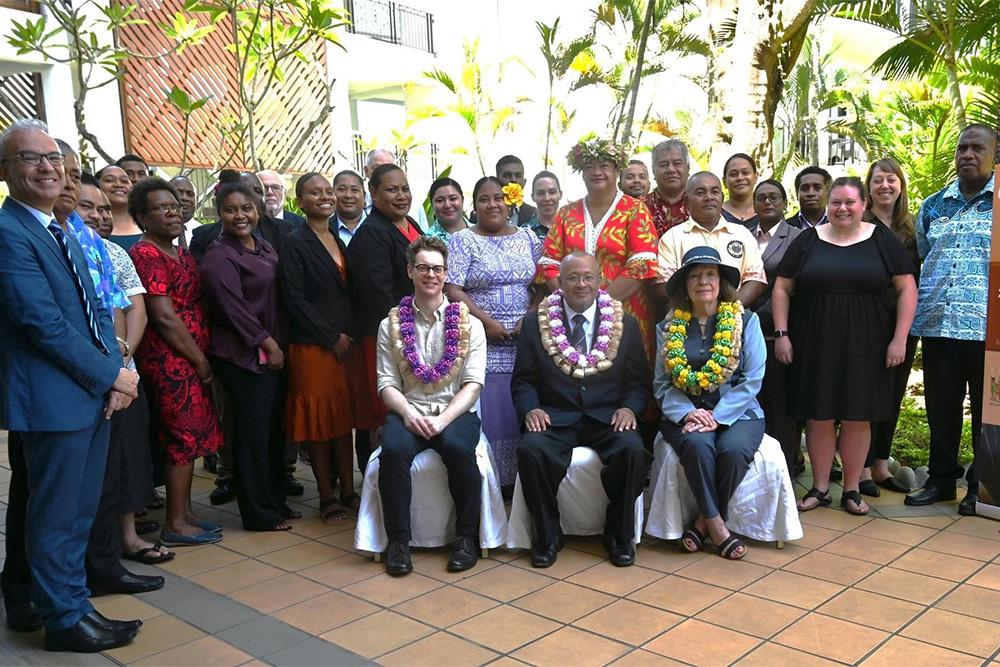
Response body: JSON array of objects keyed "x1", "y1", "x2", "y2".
[
  {"x1": 389, "y1": 296, "x2": 470, "y2": 385},
  {"x1": 538, "y1": 290, "x2": 624, "y2": 377},
  {"x1": 664, "y1": 302, "x2": 744, "y2": 394}
]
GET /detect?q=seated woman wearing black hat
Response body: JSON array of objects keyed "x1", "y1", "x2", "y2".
[{"x1": 654, "y1": 246, "x2": 766, "y2": 560}]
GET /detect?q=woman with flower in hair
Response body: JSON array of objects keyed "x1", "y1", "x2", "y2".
[
  {"x1": 445, "y1": 176, "x2": 543, "y2": 486},
  {"x1": 540, "y1": 138, "x2": 659, "y2": 362},
  {"x1": 655, "y1": 246, "x2": 766, "y2": 560}
]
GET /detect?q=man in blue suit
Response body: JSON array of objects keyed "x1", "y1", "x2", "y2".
[{"x1": 0, "y1": 120, "x2": 143, "y2": 652}]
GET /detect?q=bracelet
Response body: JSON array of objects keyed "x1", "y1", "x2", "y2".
[{"x1": 116, "y1": 336, "x2": 131, "y2": 356}]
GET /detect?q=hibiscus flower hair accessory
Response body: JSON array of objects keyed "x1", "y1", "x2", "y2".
[{"x1": 566, "y1": 138, "x2": 630, "y2": 173}]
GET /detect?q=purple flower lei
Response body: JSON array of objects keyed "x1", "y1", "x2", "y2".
[
  {"x1": 544, "y1": 289, "x2": 614, "y2": 368},
  {"x1": 398, "y1": 296, "x2": 463, "y2": 384}
]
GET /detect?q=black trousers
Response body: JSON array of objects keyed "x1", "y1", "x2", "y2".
[
  {"x1": 517, "y1": 417, "x2": 651, "y2": 544},
  {"x1": 86, "y1": 388, "x2": 151, "y2": 582},
  {"x1": 760, "y1": 338, "x2": 804, "y2": 473},
  {"x1": 213, "y1": 359, "x2": 288, "y2": 530},
  {"x1": 1, "y1": 432, "x2": 30, "y2": 605},
  {"x1": 922, "y1": 337, "x2": 982, "y2": 490},
  {"x1": 379, "y1": 411, "x2": 481, "y2": 543},
  {"x1": 660, "y1": 419, "x2": 764, "y2": 521},
  {"x1": 866, "y1": 335, "x2": 920, "y2": 465}
]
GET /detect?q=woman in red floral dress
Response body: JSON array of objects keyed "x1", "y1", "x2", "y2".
[
  {"x1": 539, "y1": 139, "x2": 660, "y2": 362},
  {"x1": 128, "y1": 178, "x2": 223, "y2": 546}
]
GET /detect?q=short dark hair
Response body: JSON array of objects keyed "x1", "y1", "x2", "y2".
[
  {"x1": 723, "y1": 152, "x2": 757, "y2": 175},
  {"x1": 754, "y1": 178, "x2": 787, "y2": 201},
  {"x1": 495, "y1": 155, "x2": 523, "y2": 173},
  {"x1": 55, "y1": 138, "x2": 76, "y2": 157},
  {"x1": 471, "y1": 176, "x2": 502, "y2": 204},
  {"x1": 405, "y1": 235, "x2": 447, "y2": 266},
  {"x1": 369, "y1": 163, "x2": 403, "y2": 190},
  {"x1": 830, "y1": 175, "x2": 865, "y2": 200},
  {"x1": 294, "y1": 171, "x2": 327, "y2": 199},
  {"x1": 128, "y1": 177, "x2": 179, "y2": 227},
  {"x1": 428, "y1": 177, "x2": 463, "y2": 202},
  {"x1": 215, "y1": 182, "x2": 263, "y2": 218},
  {"x1": 333, "y1": 170, "x2": 364, "y2": 188},
  {"x1": 95, "y1": 165, "x2": 125, "y2": 180},
  {"x1": 794, "y1": 165, "x2": 832, "y2": 190},
  {"x1": 217, "y1": 169, "x2": 241, "y2": 185},
  {"x1": 80, "y1": 172, "x2": 100, "y2": 188},
  {"x1": 627, "y1": 159, "x2": 646, "y2": 168},
  {"x1": 960, "y1": 123, "x2": 999, "y2": 143},
  {"x1": 532, "y1": 170, "x2": 561, "y2": 191},
  {"x1": 116, "y1": 153, "x2": 148, "y2": 168}
]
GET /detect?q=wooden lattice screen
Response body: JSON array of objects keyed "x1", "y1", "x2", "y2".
[
  {"x1": 116, "y1": 0, "x2": 335, "y2": 173},
  {"x1": 0, "y1": 72, "x2": 45, "y2": 130}
]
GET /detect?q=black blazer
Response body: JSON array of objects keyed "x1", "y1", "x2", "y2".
[
  {"x1": 346, "y1": 206, "x2": 422, "y2": 337},
  {"x1": 279, "y1": 223, "x2": 356, "y2": 347},
  {"x1": 511, "y1": 310, "x2": 651, "y2": 429},
  {"x1": 189, "y1": 215, "x2": 294, "y2": 264},
  {"x1": 747, "y1": 219, "x2": 801, "y2": 335},
  {"x1": 282, "y1": 209, "x2": 306, "y2": 227}
]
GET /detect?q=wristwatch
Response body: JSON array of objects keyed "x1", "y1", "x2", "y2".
[
  {"x1": 117, "y1": 336, "x2": 131, "y2": 356},
  {"x1": 773, "y1": 330, "x2": 788, "y2": 338}
]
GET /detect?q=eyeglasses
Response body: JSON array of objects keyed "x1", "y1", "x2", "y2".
[
  {"x1": 263, "y1": 184, "x2": 285, "y2": 192},
  {"x1": 2, "y1": 151, "x2": 65, "y2": 166},
  {"x1": 413, "y1": 264, "x2": 446, "y2": 276},
  {"x1": 753, "y1": 192, "x2": 784, "y2": 203},
  {"x1": 148, "y1": 203, "x2": 181, "y2": 214}
]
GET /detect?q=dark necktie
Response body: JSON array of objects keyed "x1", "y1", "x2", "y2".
[
  {"x1": 48, "y1": 222, "x2": 108, "y2": 354},
  {"x1": 570, "y1": 313, "x2": 588, "y2": 352}
]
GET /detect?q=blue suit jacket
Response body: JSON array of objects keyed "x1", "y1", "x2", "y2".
[{"x1": 0, "y1": 198, "x2": 122, "y2": 431}]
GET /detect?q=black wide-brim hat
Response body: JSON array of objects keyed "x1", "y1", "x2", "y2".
[{"x1": 665, "y1": 245, "x2": 742, "y2": 298}]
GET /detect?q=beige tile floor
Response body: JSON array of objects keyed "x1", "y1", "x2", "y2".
[{"x1": 2, "y1": 435, "x2": 1000, "y2": 666}]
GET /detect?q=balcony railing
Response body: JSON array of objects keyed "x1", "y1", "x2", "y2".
[
  {"x1": 346, "y1": 0, "x2": 435, "y2": 54},
  {"x1": 0, "y1": 0, "x2": 41, "y2": 11}
]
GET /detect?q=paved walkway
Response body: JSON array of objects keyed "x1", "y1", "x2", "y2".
[{"x1": 2, "y1": 435, "x2": 1000, "y2": 666}]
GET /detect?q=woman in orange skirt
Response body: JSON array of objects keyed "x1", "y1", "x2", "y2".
[{"x1": 280, "y1": 173, "x2": 373, "y2": 522}]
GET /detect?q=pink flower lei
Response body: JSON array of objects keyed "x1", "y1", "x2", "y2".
[
  {"x1": 396, "y1": 296, "x2": 463, "y2": 384},
  {"x1": 538, "y1": 289, "x2": 622, "y2": 377}
]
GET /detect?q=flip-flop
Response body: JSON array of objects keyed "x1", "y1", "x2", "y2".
[
  {"x1": 320, "y1": 497, "x2": 346, "y2": 524},
  {"x1": 123, "y1": 542, "x2": 175, "y2": 564},
  {"x1": 841, "y1": 490, "x2": 870, "y2": 516},
  {"x1": 798, "y1": 487, "x2": 832, "y2": 512}
]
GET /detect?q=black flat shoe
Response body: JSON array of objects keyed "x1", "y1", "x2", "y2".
[
  {"x1": 875, "y1": 476, "x2": 912, "y2": 493},
  {"x1": 83, "y1": 610, "x2": 142, "y2": 633},
  {"x1": 4, "y1": 599, "x2": 42, "y2": 632},
  {"x1": 89, "y1": 572, "x2": 165, "y2": 597},
  {"x1": 959, "y1": 491, "x2": 978, "y2": 516},
  {"x1": 209, "y1": 479, "x2": 235, "y2": 506},
  {"x1": 44, "y1": 614, "x2": 137, "y2": 652},
  {"x1": 284, "y1": 474, "x2": 304, "y2": 497},
  {"x1": 447, "y1": 536, "x2": 479, "y2": 572},
  {"x1": 859, "y1": 479, "x2": 881, "y2": 498},
  {"x1": 530, "y1": 541, "x2": 558, "y2": 568},
  {"x1": 603, "y1": 534, "x2": 636, "y2": 567},
  {"x1": 135, "y1": 519, "x2": 160, "y2": 535},
  {"x1": 385, "y1": 540, "x2": 412, "y2": 576},
  {"x1": 905, "y1": 486, "x2": 956, "y2": 506}
]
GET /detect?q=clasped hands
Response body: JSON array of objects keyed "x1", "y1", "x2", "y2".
[
  {"x1": 682, "y1": 408, "x2": 717, "y2": 433},
  {"x1": 524, "y1": 407, "x2": 637, "y2": 432},
  {"x1": 106, "y1": 368, "x2": 140, "y2": 419},
  {"x1": 403, "y1": 409, "x2": 449, "y2": 440}
]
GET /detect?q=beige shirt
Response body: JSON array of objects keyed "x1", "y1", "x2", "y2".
[
  {"x1": 656, "y1": 218, "x2": 767, "y2": 286},
  {"x1": 376, "y1": 296, "x2": 486, "y2": 416}
]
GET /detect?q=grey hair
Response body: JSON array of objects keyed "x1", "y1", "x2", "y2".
[
  {"x1": 651, "y1": 139, "x2": 690, "y2": 166},
  {"x1": 0, "y1": 118, "x2": 50, "y2": 159},
  {"x1": 55, "y1": 138, "x2": 76, "y2": 156},
  {"x1": 365, "y1": 148, "x2": 394, "y2": 168}
]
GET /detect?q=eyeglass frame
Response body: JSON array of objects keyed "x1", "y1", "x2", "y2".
[
  {"x1": 1, "y1": 150, "x2": 65, "y2": 166},
  {"x1": 412, "y1": 263, "x2": 447, "y2": 276}
]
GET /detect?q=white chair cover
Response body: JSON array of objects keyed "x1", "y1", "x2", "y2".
[
  {"x1": 506, "y1": 447, "x2": 644, "y2": 549},
  {"x1": 354, "y1": 431, "x2": 508, "y2": 553},
  {"x1": 645, "y1": 432, "x2": 803, "y2": 543}
]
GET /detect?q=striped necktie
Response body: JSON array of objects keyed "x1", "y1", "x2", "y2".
[{"x1": 48, "y1": 221, "x2": 108, "y2": 354}]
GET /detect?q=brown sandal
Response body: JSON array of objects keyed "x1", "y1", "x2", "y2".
[{"x1": 320, "y1": 497, "x2": 346, "y2": 524}]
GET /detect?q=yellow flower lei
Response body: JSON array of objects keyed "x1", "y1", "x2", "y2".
[{"x1": 663, "y1": 301, "x2": 744, "y2": 395}]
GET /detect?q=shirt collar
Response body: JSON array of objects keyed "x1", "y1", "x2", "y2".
[
  {"x1": 336, "y1": 211, "x2": 367, "y2": 233},
  {"x1": 943, "y1": 174, "x2": 995, "y2": 202},
  {"x1": 219, "y1": 230, "x2": 269, "y2": 255},
  {"x1": 684, "y1": 217, "x2": 737, "y2": 234},
  {"x1": 564, "y1": 298, "x2": 598, "y2": 326},
  {"x1": 9, "y1": 197, "x2": 55, "y2": 226},
  {"x1": 797, "y1": 211, "x2": 827, "y2": 227},
  {"x1": 414, "y1": 295, "x2": 451, "y2": 324}
]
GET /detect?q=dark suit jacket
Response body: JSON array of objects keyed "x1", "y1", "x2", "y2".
[
  {"x1": 0, "y1": 199, "x2": 122, "y2": 431},
  {"x1": 282, "y1": 209, "x2": 305, "y2": 227},
  {"x1": 511, "y1": 309, "x2": 651, "y2": 429},
  {"x1": 189, "y1": 215, "x2": 294, "y2": 264},
  {"x1": 346, "y1": 206, "x2": 422, "y2": 337},
  {"x1": 747, "y1": 219, "x2": 801, "y2": 335},
  {"x1": 279, "y1": 223, "x2": 357, "y2": 347}
]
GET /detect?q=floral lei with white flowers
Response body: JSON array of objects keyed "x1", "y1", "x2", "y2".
[{"x1": 537, "y1": 289, "x2": 624, "y2": 377}]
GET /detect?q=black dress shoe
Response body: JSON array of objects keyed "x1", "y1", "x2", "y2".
[
  {"x1": 530, "y1": 541, "x2": 558, "y2": 568},
  {"x1": 959, "y1": 491, "x2": 978, "y2": 516},
  {"x1": 603, "y1": 534, "x2": 636, "y2": 567},
  {"x1": 447, "y1": 536, "x2": 479, "y2": 572},
  {"x1": 135, "y1": 519, "x2": 160, "y2": 535},
  {"x1": 385, "y1": 540, "x2": 413, "y2": 576},
  {"x1": 45, "y1": 614, "x2": 137, "y2": 652},
  {"x1": 285, "y1": 474, "x2": 304, "y2": 497},
  {"x1": 905, "y1": 485, "x2": 956, "y2": 506},
  {"x1": 209, "y1": 479, "x2": 235, "y2": 505},
  {"x1": 4, "y1": 599, "x2": 42, "y2": 632},
  {"x1": 89, "y1": 572, "x2": 165, "y2": 596},
  {"x1": 83, "y1": 610, "x2": 142, "y2": 632}
]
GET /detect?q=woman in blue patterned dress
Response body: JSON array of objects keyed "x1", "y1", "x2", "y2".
[{"x1": 446, "y1": 176, "x2": 543, "y2": 487}]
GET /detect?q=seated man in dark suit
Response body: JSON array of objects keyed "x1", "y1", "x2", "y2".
[{"x1": 512, "y1": 252, "x2": 652, "y2": 568}]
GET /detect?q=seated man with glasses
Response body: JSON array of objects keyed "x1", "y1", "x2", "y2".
[{"x1": 375, "y1": 236, "x2": 487, "y2": 576}]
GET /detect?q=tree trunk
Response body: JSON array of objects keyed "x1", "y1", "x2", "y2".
[
  {"x1": 621, "y1": 0, "x2": 657, "y2": 144},
  {"x1": 706, "y1": 0, "x2": 817, "y2": 173},
  {"x1": 944, "y1": 60, "x2": 968, "y2": 129}
]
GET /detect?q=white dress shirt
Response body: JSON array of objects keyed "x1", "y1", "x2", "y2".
[{"x1": 563, "y1": 299, "x2": 598, "y2": 352}]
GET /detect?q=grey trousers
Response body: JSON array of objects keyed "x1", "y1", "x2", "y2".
[{"x1": 659, "y1": 419, "x2": 764, "y2": 521}]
